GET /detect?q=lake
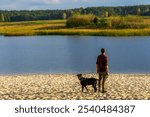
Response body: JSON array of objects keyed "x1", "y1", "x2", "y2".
[{"x1": 0, "y1": 36, "x2": 150, "y2": 75}]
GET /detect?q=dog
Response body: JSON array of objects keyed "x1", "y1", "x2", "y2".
[{"x1": 77, "y1": 74, "x2": 97, "y2": 92}]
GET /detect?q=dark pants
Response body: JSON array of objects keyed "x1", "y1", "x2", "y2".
[{"x1": 98, "y1": 72, "x2": 107, "y2": 93}]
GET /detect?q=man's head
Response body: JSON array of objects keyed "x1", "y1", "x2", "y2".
[{"x1": 101, "y1": 48, "x2": 105, "y2": 54}]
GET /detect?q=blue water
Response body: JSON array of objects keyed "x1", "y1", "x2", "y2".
[{"x1": 0, "y1": 36, "x2": 150, "y2": 75}]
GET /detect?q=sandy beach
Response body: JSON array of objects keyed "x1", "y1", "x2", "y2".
[{"x1": 0, "y1": 74, "x2": 150, "y2": 100}]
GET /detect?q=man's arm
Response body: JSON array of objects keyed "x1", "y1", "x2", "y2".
[
  {"x1": 105, "y1": 56, "x2": 109, "y2": 74},
  {"x1": 106, "y1": 65, "x2": 109, "y2": 75},
  {"x1": 96, "y1": 64, "x2": 99, "y2": 73},
  {"x1": 96, "y1": 56, "x2": 99, "y2": 73}
]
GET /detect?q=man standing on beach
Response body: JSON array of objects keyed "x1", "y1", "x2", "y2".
[{"x1": 96, "y1": 48, "x2": 108, "y2": 93}]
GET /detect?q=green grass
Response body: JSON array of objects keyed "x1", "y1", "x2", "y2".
[
  {"x1": 0, "y1": 18, "x2": 150, "y2": 36},
  {"x1": 36, "y1": 29, "x2": 150, "y2": 36}
]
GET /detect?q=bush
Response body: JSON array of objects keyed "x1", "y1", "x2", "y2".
[
  {"x1": 124, "y1": 15, "x2": 143, "y2": 23},
  {"x1": 110, "y1": 16, "x2": 144, "y2": 29},
  {"x1": 97, "y1": 18, "x2": 112, "y2": 28},
  {"x1": 66, "y1": 14, "x2": 95, "y2": 28},
  {"x1": 93, "y1": 17, "x2": 99, "y2": 25},
  {"x1": 66, "y1": 14, "x2": 147, "y2": 29}
]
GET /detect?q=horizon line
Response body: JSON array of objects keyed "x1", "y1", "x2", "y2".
[{"x1": 0, "y1": 4, "x2": 149, "y2": 11}]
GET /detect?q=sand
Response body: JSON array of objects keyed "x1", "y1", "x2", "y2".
[{"x1": 0, "y1": 74, "x2": 150, "y2": 100}]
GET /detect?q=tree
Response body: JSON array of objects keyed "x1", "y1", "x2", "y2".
[
  {"x1": 0, "y1": 5, "x2": 149, "y2": 22},
  {"x1": 4, "y1": 15, "x2": 10, "y2": 22},
  {"x1": 0, "y1": 14, "x2": 5, "y2": 22},
  {"x1": 71, "y1": 11, "x2": 81, "y2": 16},
  {"x1": 105, "y1": 11, "x2": 109, "y2": 17},
  {"x1": 137, "y1": 8, "x2": 141, "y2": 16},
  {"x1": 62, "y1": 13, "x2": 67, "y2": 19},
  {"x1": 93, "y1": 17, "x2": 99, "y2": 25}
]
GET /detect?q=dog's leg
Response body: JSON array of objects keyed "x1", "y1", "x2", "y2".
[
  {"x1": 92, "y1": 84, "x2": 95, "y2": 91},
  {"x1": 92, "y1": 83, "x2": 97, "y2": 92},
  {"x1": 82, "y1": 85, "x2": 84, "y2": 92},
  {"x1": 94, "y1": 82, "x2": 97, "y2": 92},
  {"x1": 85, "y1": 86, "x2": 88, "y2": 92}
]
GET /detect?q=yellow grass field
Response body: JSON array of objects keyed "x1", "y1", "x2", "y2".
[
  {"x1": 0, "y1": 18, "x2": 150, "y2": 36},
  {"x1": 0, "y1": 20, "x2": 66, "y2": 36}
]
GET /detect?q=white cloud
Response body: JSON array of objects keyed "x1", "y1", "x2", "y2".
[
  {"x1": 74, "y1": 0, "x2": 78, "y2": 2},
  {"x1": 74, "y1": 0, "x2": 91, "y2": 2},
  {"x1": 83, "y1": 0, "x2": 92, "y2": 1},
  {"x1": 43, "y1": 0, "x2": 61, "y2": 4}
]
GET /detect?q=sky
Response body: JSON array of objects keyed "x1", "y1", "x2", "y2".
[{"x1": 0, "y1": 0, "x2": 150, "y2": 10}]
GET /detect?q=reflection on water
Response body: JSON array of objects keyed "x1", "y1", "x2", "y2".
[{"x1": 0, "y1": 36, "x2": 150, "y2": 74}]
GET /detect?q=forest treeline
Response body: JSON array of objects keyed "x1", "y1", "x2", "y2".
[{"x1": 0, "y1": 5, "x2": 150, "y2": 22}]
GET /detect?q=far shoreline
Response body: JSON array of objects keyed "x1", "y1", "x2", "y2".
[
  {"x1": 1, "y1": 20, "x2": 150, "y2": 37},
  {"x1": 0, "y1": 73, "x2": 150, "y2": 77},
  {"x1": 2, "y1": 28, "x2": 150, "y2": 37}
]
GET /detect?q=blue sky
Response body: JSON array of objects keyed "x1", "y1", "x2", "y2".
[{"x1": 0, "y1": 0, "x2": 150, "y2": 10}]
